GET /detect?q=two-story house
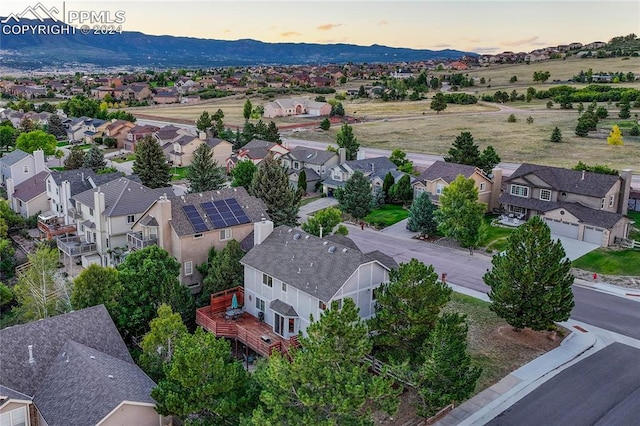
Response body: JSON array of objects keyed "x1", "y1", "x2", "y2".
[
  {"x1": 227, "y1": 139, "x2": 290, "y2": 172},
  {"x1": 168, "y1": 133, "x2": 233, "y2": 168},
  {"x1": 322, "y1": 156, "x2": 397, "y2": 196},
  {"x1": 196, "y1": 222, "x2": 397, "y2": 358},
  {"x1": 6, "y1": 171, "x2": 49, "y2": 218},
  {"x1": 57, "y1": 178, "x2": 166, "y2": 268},
  {"x1": 500, "y1": 164, "x2": 633, "y2": 246},
  {"x1": 124, "y1": 124, "x2": 161, "y2": 151},
  {"x1": 280, "y1": 146, "x2": 340, "y2": 193},
  {"x1": 0, "y1": 149, "x2": 45, "y2": 186},
  {"x1": 0, "y1": 305, "x2": 160, "y2": 426},
  {"x1": 128, "y1": 187, "x2": 268, "y2": 291},
  {"x1": 104, "y1": 119, "x2": 135, "y2": 149},
  {"x1": 411, "y1": 161, "x2": 502, "y2": 212},
  {"x1": 65, "y1": 117, "x2": 107, "y2": 143}
]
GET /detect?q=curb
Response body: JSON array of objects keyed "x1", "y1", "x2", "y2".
[{"x1": 574, "y1": 279, "x2": 640, "y2": 302}]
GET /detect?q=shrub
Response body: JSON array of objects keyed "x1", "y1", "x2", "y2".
[{"x1": 507, "y1": 114, "x2": 517, "y2": 123}]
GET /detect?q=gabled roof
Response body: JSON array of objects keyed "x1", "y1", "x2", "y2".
[
  {"x1": 0, "y1": 149, "x2": 30, "y2": 166},
  {"x1": 285, "y1": 146, "x2": 337, "y2": 165},
  {"x1": 12, "y1": 171, "x2": 48, "y2": 202},
  {"x1": 416, "y1": 161, "x2": 486, "y2": 184},
  {"x1": 239, "y1": 139, "x2": 276, "y2": 160},
  {"x1": 33, "y1": 341, "x2": 155, "y2": 426},
  {"x1": 342, "y1": 157, "x2": 396, "y2": 175},
  {"x1": 205, "y1": 137, "x2": 231, "y2": 150},
  {"x1": 167, "y1": 187, "x2": 269, "y2": 237},
  {"x1": 0, "y1": 385, "x2": 32, "y2": 404},
  {"x1": 241, "y1": 226, "x2": 391, "y2": 302},
  {"x1": 557, "y1": 202, "x2": 627, "y2": 229},
  {"x1": 506, "y1": 163, "x2": 620, "y2": 198},
  {"x1": 269, "y1": 299, "x2": 298, "y2": 317},
  {"x1": 0, "y1": 305, "x2": 132, "y2": 397},
  {"x1": 72, "y1": 177, "x2": 162, "y2": 217},
  {"x1": 49, "y1": 168, "x2": 122, "y2": 198}
]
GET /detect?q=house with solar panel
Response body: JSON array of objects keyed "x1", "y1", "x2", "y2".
[
  {"x1": 196, "y1": 223, "x2": 397, "y2": 358},
  {"x1": 127, "y1": 187, "x2": 268, "y2": 291}
]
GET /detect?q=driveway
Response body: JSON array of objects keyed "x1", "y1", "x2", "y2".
[
  {"x1": 298, "y1": 196, "x2": 339, "y2": 221},
  {"x1": 551, "y1": 234, "x2": 599, "y2": 261}
]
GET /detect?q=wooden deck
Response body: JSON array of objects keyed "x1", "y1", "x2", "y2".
[{"x1": 196, "y1": 286, "x2": 300, "y2": 358}]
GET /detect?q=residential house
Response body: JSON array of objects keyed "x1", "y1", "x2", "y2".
[
  {"x1": 0, "y1": 305, "x2": 160, "y2": 426},
  {"x1": 263, "y1": 98, "x2": 331, "y2": 118},
  {"x1": 227, "y1": 139, "x2": 289, "y2": 171},
  {"x1": 411, "y1": 161, "x2": 502, "y2": 212},
  {"x1": 57, "y1": 177, "x2": 166, "y2": 268},
  {"x1": 153, "y1": 89, "x2": 180, "y2": 104},
  {"x1": 280, "y1": 146, "x2": 340, "y2": 193},
  {"x1": 168, "y1": 133, "x2": 233, "y2": 168},
  {"x1": 128, "y1": 187, "x2": 268, "y2": 291},
  {"x1": 322, "y1": 156, "x2": 397, "y2": 196},
  {"x1": 500, "y1": 164, "x2": 633, "y2": 246},
  {"x1": 196, "y1": 223, "x2": 397, "y2": 357},
  {"x1": 124, "y1": 124, "x2": 161, "y2": 151},
  {"x1": 6, "y1": 171, "x2": 49, "y2": 217},
  {"x1": 65, "y1": 116, "x2": 107, "y2": 143},
  {"x1": 629, "y1": 189, "x2": 640, "y2": 212},
  {"x1": 122, "y1": 84, "x2": 153, "y2": 101},
  {"x1": 0, "y1": 149, "x2": 45, "y2": 186},
  {"x1": 104, "y1": 119, "x2": 136, "y2": 148}
]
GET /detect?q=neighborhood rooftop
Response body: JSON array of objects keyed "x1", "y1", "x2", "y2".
[{"x1": 417, "y1": 160, "x2": 486, "y2": 183}]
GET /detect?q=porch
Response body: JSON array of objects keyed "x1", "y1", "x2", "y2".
[
  {"x1": 126, "y1": 231, "x2": 157, "y2": 250},
  {"x1": 37, "y1": 212, "x2": 77, "y2": 240},
  {"x1": 56, "y1": 236, "x2": 97, "y2": 256},
  {"x1": 196, "y1": 287, "x2": 300, "y2": 358}
]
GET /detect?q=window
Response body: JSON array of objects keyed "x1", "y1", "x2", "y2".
[
  {"x1": 333, "y1": 298, "x2": 343, "y2": 309},
  {"x1": 318, "y1": 300, "x2": 326, "y2": 310},
  {"x1": 539, "y1": 189, "x2": 551, "y2": 201},
  {"x1": 510, "y1": 184, "x2": 529, "y2": 198},
  {"x1": 293, "y1": 161, "x2": 300, "y2": 170},
  {"x1": 184, "y1": 261, "x2": 193, "y2": 276},
  {"x1": 509, "y1": 205, "x2": 526, "y2": 214},
  {"x1": 23, "y1": 165, "x2": 29, "y2": 173},
  {"x1": 193, "y1": 233, "x2": 203, "y2": 239},
  {"x1": 372, "y1": 287, "x2": 379, "y2": 301},
  {"x1": 609, "y1": 194, "x2": 615, "y2": 207},
  {"x1": 149, "y1": 227, "x2": 158, "y2": 240},
  {"x1": 106, "y1": 238, "x2": 109, "y2": 248},
  {"x1": 479, "y1": 182, "x2": 486, "y2": 191},
  {"x1": 262, "y1": 273, "x2": 273, "y2": 288},
  {"x1": 0, "y1": 406, "x2": 26, "y2": 426},
  {"x1": 601, "y1": 198, "x2": 605, "y2": 209},
  {"x1": 127, "y1": 215, "x2": 135, "y2": 223},
  {"x1": 220, "y1": 228, "x2": 232, "y2": 241},
  {"x1": 436, "y1": 183, "x2": 445, "y2": 195},
  {"x1": 288, "y1": 318, "x2": 295, "y2": 334},
  {"x1": 256, "y1": 297, "x2": 265, "y2": 312},
  {"x1": 282, "y1": 282, "x2": 287, "y2": 292},
  {"x1": 89, "y1": 208, "x2": 93, "y2": 216},
  {"x1": 47, "y1": 182, "x2": 51, "y2": 192}
]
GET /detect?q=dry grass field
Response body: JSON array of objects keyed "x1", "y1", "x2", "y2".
[{"x1": 130, "y1": 57, "x2": 640, "y2": 171}]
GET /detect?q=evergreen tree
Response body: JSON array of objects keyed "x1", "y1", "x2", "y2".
[
  {"x1": 185, "y1": 143, "x2": 226, "y2": 193},
  {"x1": 196, "y1": 111, "x2": 212, "y2": 132},
  {"x1": 444, "y1": 132, "x2": 480, "y2": 165},
  {"x1": 231, "y1": 160, "x2": 258, "y2": 188},
  {"x1": 382, "y1": 171, "x2": 395, "y2": 203},
  {"x1": 132, "y1": 135, "x2": 172, "y2": 189},
  {"x1": 619, "y1": 100, "x2": 631, "y2": 119},
  {"x1": 484, "y1": 216, "x2": 574, "y2": 331},
  {"x1": 251, "y1": 298, "x2": 399, "y2": 425},
  {"x1": 478, "y1": 145, "x2": 501, "y2": 175},
  {"x1": 301, "y1": 207, "x2": 342, "y2": 237},
  {"x1": 265, "y1": 121, "x2": 282, "y2": 144},
  {"x1": 330, "y1": 102, "x2": 345, "y2": 117},
  {"x1": 607, "y1": 124, "x2": 624, "y2": 145},
  {"x1": 575, "y1": 120, "x2": 589, "y2": 137},
  {"x1": 434, "y1": 175, "x2": 485, "y2": 249},
  {"x1": 196, "y1": 241, "x2": 245, "y2": 307},
  {"x1": 249, "y1": 153, "x2": 301, "y2": 227},
  {"x1": 390, "y1": 174, "x2": 413, "y2": 205},
  {"x1": 64, "y1": 147, "x2": 86, "y2": 170},
  {"x1": 320, "y1": 118, "x2": 331, "y2": 130},
  {"x1": 336, "y1": 123, "x2": 359, "y2": 161},
  {"x1": 407, "y1": 192, "x2": 438, "y2": 236},
  {"x1": 47, "y1": 114, "x2": 67, "y2": 140},
  {"x1": 369, "y1": 259, "x2": 451, "y2": 365},
  {"x1": 430, "y1": 92, "x2": 447, "y2": 114},
  {"x1": 297, "y1": 169, "x2": 307, "y2": 194},
  {"x1": 337, "y1": 170, "x2": 372, "y2": 220},
  {"x1": 82, "y1": 144, "x2": 106, "y2": 172},
  {"x1": 243, "y1": 99, "x2": 253, "y2": 121},
  {"x1": 358, "y1": 85, "x2": 366, "y2": 98},
  {"x1": 415, "y1": 313, "x2": 481, "y2": 417},
  {"x1": 550, "y1": 126, "x2": 563, "y2": 142}
]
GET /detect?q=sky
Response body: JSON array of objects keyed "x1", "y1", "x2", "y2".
[{"x1": 1, "y1": 0, "x2": 639, "y2": 54}]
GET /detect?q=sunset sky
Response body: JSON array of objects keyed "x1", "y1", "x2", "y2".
[{"x1": 2, "y1": 1, "x2": 638, "y2": 54}]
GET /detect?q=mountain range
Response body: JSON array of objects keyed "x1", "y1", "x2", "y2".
[{"x1": 0, "y1": 18, "x2": 474, "y2": 70}]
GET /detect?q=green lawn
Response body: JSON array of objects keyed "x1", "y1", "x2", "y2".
[
  {"x1": 49, "y1": 166, "x2": 65, "y2": 171},
  {"x1": 171, "y1": 166, "x2": 188, "y2": 180},
  {"x1": 56, "y1": 141, "x2": 70, "y2": 147},
  {"x1": 572, "y1": 249, "x2": 640, "y2": 276},
  {"x1": 363, "y1": 204, "x2": 409, "y2": 228},
  {"x1": 111, "y1": 154, "x2": 137, "y2": 163},
  {"x1": 480, "y1": 216, "x2": 514, "y2": 253}
]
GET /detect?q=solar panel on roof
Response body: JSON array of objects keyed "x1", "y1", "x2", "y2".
[
  {"x1": 182, "y1": 205, "x2": 208, "y2": 233},
  {"x1": 201, "y1": 198, "x2": 251, "y2": 229}
]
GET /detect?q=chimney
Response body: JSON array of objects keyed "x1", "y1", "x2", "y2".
[
  {"x1": 33, "y1": 149, "x2": 45, "y2": 174},
  {"x1": 28, "y1": 345, "x2": 35, "y2": 364},
  {"x1": 356, "y1": 149, "x2": 366, "y2": 160},
  {"x1": 199, "y1": 131, "x2": 206, "y2": 140},
  {"x1": 338, "y1": 147, "x2": 346, "y2": 164},
  {"x1": 370, "y1": 163, "x2": 375, "y2": 173},
  {"x1": 254, "y1": 219, "x2": 274, "y2": 246},
  {"x1": 489, "y1": 168, "x2": 503, "y2": 212},
  {"x1": 5, "y1": 178, "x2": 14, "y2": 207},
  {"x1": 581, "y1": 170, "x2": 585, "y2": 180},
  {"x1": 156, "y1": 194, "x2": 172, "y2": 250},
  {"x1": 619, "y1": 169, "x2": 632, "y2": 216}
]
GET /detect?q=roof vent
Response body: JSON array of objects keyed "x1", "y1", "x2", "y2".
[
  {"x1": 342, "y1": 248, "x2": 348, "y2": 253},
  {"x1": 288, "y1": 228, "x2": 293, "y2": 233},
  {"x1": 298, "y1": 267, "x2": 301, "y2": 274},
  {"x1": 323, "y1": 241, "x2": 328, "y2": 245},
  {"x1": 328, "y1": 246, "x2": 336, "y2": 253},
  {"x1": 90, "y1": 355, "x2": 96, "y2": 360},
  {"x1": 28, "y1": 345, "x2": 35, "y2": 364},
  {"x1": 293, "y1": 233, "x2": 301, "y2": 240},
  {"x1": 304, "y1": 234, "x2": 310, "y2": 239},
  {"x1": 310, "y1": 262, "x2": 314, "y2": 267},
  {"x1": 108, "y1": 375, "x2": 114, "y2": 379}
]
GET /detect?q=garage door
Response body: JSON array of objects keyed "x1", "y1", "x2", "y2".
[
  {"x1": 583, "y1": 226, "x2": 604, "y2": 245},
  {"x1": 545, "y1": 218, "x2": 579, "y2": 239}
]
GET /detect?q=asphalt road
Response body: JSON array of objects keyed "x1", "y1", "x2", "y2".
[
  {"x1": 487, "y1": 343, "x2": 640, "y2": 426},
  {"x1": 345, "y1": 229, "x2": 640, "y2": 340}
]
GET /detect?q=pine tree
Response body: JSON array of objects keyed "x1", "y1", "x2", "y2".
[
  {"x1": 484, "y1": 216, "x2": 574, "y2": 331},
  {"x1": 132, "y1": 135, "x2": 172, "y2": 189},
  {"x1": 196, "y1": 111, "x2": 212, "y2": 132},
  {"x1": 64, "y1": 147, "x2": 86, "y2": 170},
  {"x1": 249, "y1": 153, "x2": 301, "y2": 227},
  {"x1": 47, "y1": 114, "x2": 67, "y2": 140},
  {"x1": 444, "y1": 132, "x2": 480, "y2": 165},
  {"x1": 607, "y1": 124, "x2": 624, "y2": 145},
  {"x1": 337, "y1": 170, "x2": 372, "y2": 220},
  {"x1": 391, "y1": 174, "x2": 413, "y2": 205},
  {"x1": 619, "y1": 100, "x2": 631, "y2": 119},
  {"x1": 320, "y1": 118, "x2": 331, "y2": 130},
  {"x1": 265, "y1": 121, "x2": 281, "y2": 144},
  {"x1": 336, "y1": 123, "x2": 359, "y2": 161},
  {"x1": 478, "y1": 145, "x2": 501, "y2": 175},
  {"x1": 185, "y1": 143, "x2": 226, "y2": 193},
  {"x1": 82, "y1": 144, "x2": 106, "y2": 172},
  {"x1": 407, "y1": 192, "x2": 438, "y2": 236},
  {"x1": 550, "y1": 126, "x2": 563, "y2": 142},
  {"x1": 382, "y1": 171, "x2": 395, "y2": 203},
  {"x1": 575, "y1": 120, "x2": 589, "y2": 137},
  {"x1": 297, "y1": 169, "x2": 307, "y2": 194},
  {"x1": 434, "y1": 175, "x2": 485, "y2": 249},
  {"x1": 430, "y1": 92, "x2": 447, "y2": 114}
]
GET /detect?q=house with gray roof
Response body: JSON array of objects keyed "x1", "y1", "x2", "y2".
[
  {"x1": 239, "y1": 223, "x2": 395, "y2": 341},
  {"x1": 322, "y1": 156, "x2": 398, "y2": 196},
  {"x1": 280, "y1": 146, "x2": 340, "y2": 193},
  {"x1": 411, "y1": 160, "x2": 502, "y2": 212},
  {"x1": 59, "y1": 177, "x2": 168, "y2": 268},
  {"x1": 7, "y1": 170, "x2": 49, "y2": 217},
  {"x1": 0, "y1": 305, "x2": 160, "y2": 426},
  {"x1": 128, "y1": 187, "x2": 268, "y2": 291},
  {"x1": 227, "y1": 139, "x2": 290, "y2": 171},
  {"x1": 0, "y1": 149, "x2": 46, "y2": 186},
  {"x1": 500, "y1": 163, "x2": 633, "y2": 246},
  {"x1": 167, "y1": 132, "x2": 232, "y2": 168}
]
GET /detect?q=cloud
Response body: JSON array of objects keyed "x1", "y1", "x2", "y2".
[
  {"x1": 317, "y1": 23, "x2": 342, "y2": 31},
  {"x1": 468, "y1": 46, "x2": 501, "y2": 54},
  {"x1": 377, "y1": 20, "x2": 388, "y2": 26},
  {"x1": 432, "y1": 43, "x2": 451, "y2": 49},
  {"x1": 280, "y1": 31, "x2": 301, "y2": 37},
  {"x1": 502, "y1": 36, "x2": 539, "y2": 47}
]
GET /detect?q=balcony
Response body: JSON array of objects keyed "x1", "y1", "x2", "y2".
[
  {"x1": 127, "y1": 231, "x2": 157, "y2": 250},
  {"x1": 57, "y1": 236, "x2": 98, "y2": 257},
  {"x1": 37, "y1": 214, "x2": 77, "y2": 240},
  {"x1": 196, "y1": 287, "x2": 300, "y2": 358}
]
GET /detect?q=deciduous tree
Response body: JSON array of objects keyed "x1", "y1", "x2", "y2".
[
  {"x1": 434, "y1": 175, "x2": 485, "y2": 249},
  {"x1": 430, "y1": 92, "x2": 447, "y2": 114},
  {"x1": 132, "y1": 135, "x2": 172, "y2": 189},
  {"x1": 185, "y1": 143, "x2": 226, "y2": 193},
  {"x1": 336, "y1": 123, "x2": 359, "y2": 161},
  {"x1": 250, "y1": 153, "x2": 301, "y2": 227},
  {"x1": 0, "y1": 125, "x2": 16, "y2": 151},
  {"x1": 64, "y1": 147, "x2": 85, "y2": 169},
  {"x1": 484, "y1": 216, "x2": 574, "y2": 331},
  {"x1": 607, "y1": 124, "x2": 624, "y2": 145},
  {"x1": 71, "y1": 264, "x2": 121, "y2": 314},
  {"x1": 231, "y1": 160, "x2": 257, "y2": 188},
  {"x1": 301, "y1": 206, "x2": 342, "y2": 237},
  {"x1": 16, "y1": 130, "x2": 57, "y2": 156}
]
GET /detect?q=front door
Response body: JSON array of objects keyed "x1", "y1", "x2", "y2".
[{"x1": 274, "y1": 313, "x2": 285, "y2": 337}]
